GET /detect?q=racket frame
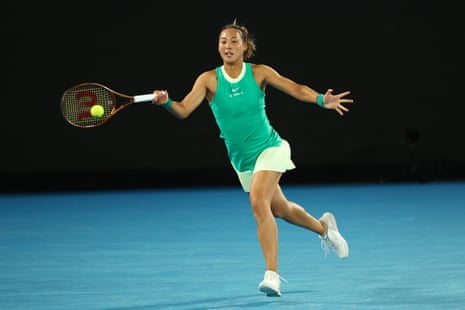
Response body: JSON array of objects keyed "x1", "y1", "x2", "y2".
[{"x1": 61, "y1": 82, "x2": 154, "y2": 128}]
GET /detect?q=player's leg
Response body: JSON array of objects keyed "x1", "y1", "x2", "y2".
[
  {"x1": 271, "y1": 185, "x2": 349, "y2": 259},
  {"x1": 249, "y1": 170, "x2": 281, "y2": 272},
  {"x1": 270, "y1": 184, "x2": 325, "y2": 234},
  {"x1": 249, "y1": 170, "x2": 283, "y2": 296}
]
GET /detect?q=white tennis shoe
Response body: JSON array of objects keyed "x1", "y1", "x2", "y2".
[
  {"x1": 319, "y1": 212, "x2": 349, "y2": 259},
  {"x1": 258, "y1": 270, "x2": 287, "y2": 297}
]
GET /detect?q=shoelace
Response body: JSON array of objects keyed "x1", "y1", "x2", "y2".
[
  {"x1": 320, "y1": 222, "x2": 335, "y2": 258},
  {"x1": 267, "y1": 272, "x2": 289, "y2": 284},
  {"x1": 321, "y1": 231, "x2": 341, "y2": 258},
  {"x1": 320, "y1": 235, "x2": 331, "y2": 258},
  {"x1": 276, "y1": 274, "x2": 288, "y2": 284}
]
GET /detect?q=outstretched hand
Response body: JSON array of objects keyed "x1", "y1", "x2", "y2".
[{"x1": 323, "y1": 89, "x2": 353, "y2": 116}]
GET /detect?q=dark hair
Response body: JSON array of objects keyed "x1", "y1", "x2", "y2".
[{"x1": 220, "y1": 20, "x2": 256, "y2": 60}]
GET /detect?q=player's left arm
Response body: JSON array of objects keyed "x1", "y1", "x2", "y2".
[{"x1": 256, "y1": 64, "x2": 353, "y2": 116}]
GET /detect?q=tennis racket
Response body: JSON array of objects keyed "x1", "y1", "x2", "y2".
[{"x1": 61, "y1": 82, "x2": 155, "y2": 128}]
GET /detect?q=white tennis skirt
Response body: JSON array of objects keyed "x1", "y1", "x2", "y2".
[{"x1": 234, "y1": 139, "x2": 296, "y2": 192}]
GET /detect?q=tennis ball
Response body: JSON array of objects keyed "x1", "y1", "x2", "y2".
[{"x1": 90, "y1": 104, "x2": 105, "y2": 118}]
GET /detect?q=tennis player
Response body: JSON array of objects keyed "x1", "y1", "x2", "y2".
[{"x1": 151, "y1": 20, "x2": 352, "y2": 297}]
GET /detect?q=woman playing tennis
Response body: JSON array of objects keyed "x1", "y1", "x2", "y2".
[{"x1": 151, "y1": 20, "x2": 353, "y2": 297}]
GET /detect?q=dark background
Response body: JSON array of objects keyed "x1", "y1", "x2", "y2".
[{"x1": 2, "y1": 0, "x2": 464, "y2": 192}]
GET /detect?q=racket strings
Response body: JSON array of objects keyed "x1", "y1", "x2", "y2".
[{"x1": 61, "y1": 85, "x2": 115, "y2": 128}]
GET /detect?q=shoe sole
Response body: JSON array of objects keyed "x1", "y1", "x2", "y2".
[
  {"x1": 259, "y1": 286, "x2": 281, "y2": 297},
  {"x1": 334, "y1": 232, "x2": 349, "y2": 259}
]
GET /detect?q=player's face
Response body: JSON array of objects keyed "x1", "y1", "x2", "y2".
[{"x1": 218, "y1": 28, "x2": 247, "y2": 64}]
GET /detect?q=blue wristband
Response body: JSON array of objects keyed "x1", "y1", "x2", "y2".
[
  {"x1": 162, "y1": 98, "x2": 173, "y2": 109},
  {"x1": 317, "y1": 94, "x2": 325, "y2": 108}
]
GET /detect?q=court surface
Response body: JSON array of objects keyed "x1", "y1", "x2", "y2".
[{"x1": 1, "y1": 181, "x2": 464, "y2": 309}]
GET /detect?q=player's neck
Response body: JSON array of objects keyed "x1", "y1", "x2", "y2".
[{"x1": 223, "y1": 61, "x2": 244, "y2": 79}]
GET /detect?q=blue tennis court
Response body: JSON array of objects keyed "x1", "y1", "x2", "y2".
[{"x1": 1, "y1": 181, "x2": 464, "y2": 309}]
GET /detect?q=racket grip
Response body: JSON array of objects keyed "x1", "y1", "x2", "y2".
[{"x1": 133, "y1": 94, "x2": 155, "y2": 103}]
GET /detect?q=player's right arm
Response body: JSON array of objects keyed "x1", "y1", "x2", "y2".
[{"x1": 152, "y1": 70, "x2": 216, "y2": 119}]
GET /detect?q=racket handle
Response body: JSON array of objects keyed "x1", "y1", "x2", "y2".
[{"x1": 133, "y1": 94, "x2": 155, "y2": 103}]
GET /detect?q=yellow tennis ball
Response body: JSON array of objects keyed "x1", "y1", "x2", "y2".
[{"x1": 90, "y1": 104, "x2": 105, "y2": 118}]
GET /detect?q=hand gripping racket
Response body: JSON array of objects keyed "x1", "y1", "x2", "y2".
[{"x1": 61, "y1": 82, "x2": 155, "y2": 128}]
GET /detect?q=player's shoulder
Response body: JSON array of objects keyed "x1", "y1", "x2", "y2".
[
  {"x1": 251, "y1": 63, "x2": 278, "y2": 79},
  {"x1": 195, "y1": 69, "x2": 217, "y2": 90},
  {"x1": 195, "y1": 69, "x2": 216, "y2": 81},
  {"x1": 251, "y1": 63, "x2": 276, "y2": 73}
]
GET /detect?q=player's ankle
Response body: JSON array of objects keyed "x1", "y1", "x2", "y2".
[{"x1": 320, "y1": 221, "x2": 328, "y2": 236}]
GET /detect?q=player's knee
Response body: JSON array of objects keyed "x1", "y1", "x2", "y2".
[{"x1": 249, "y1": 196, "x2": 270, "y2": 218}]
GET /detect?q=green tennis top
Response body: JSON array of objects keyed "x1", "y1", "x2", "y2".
[{"x1": 209, "y1": 62, "x2": 282, "y2": 172}]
